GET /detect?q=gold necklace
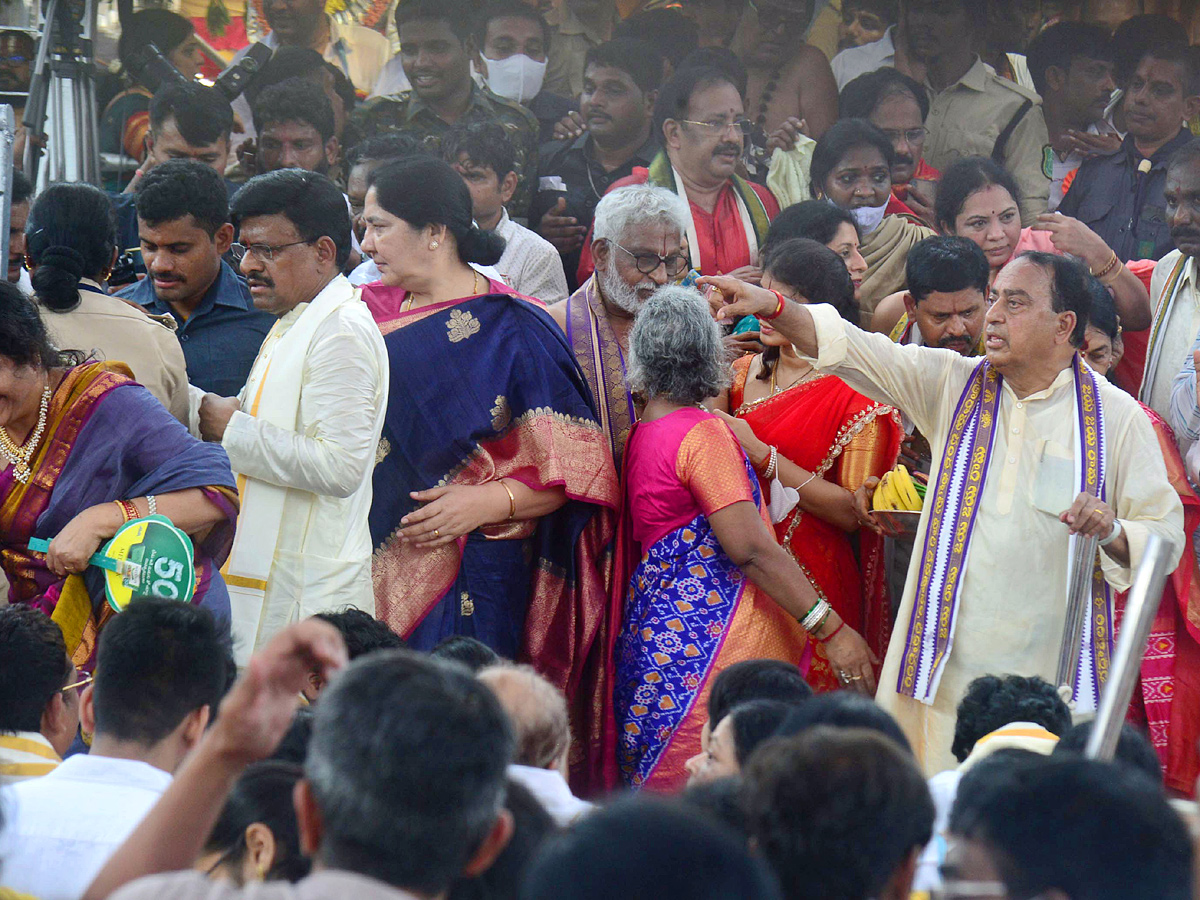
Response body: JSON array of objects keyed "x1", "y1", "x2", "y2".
[
  {"x1": 0, "y1": 384, "x2": 51, "y2": 484},
  {"x1": 402, "y1": 270, "x2": 484, "y2": 313},
  {"x1": 769, "y1": 358, "x2": 818, "y2": 395}
]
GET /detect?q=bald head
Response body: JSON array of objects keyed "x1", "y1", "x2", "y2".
[{"x1": 478, "y1": 664, "x2": 570, "y2": 770}]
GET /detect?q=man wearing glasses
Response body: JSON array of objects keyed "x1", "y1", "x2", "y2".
[
  {"x1": 197, "y1": 169, "x2": 388, "y2": 666},
  {"x1": 578, "y1": 65, "x2": 780, "y2": 283}
]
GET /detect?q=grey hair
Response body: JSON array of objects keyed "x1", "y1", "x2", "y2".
[
  {"x1": 628, "y1": 284, "x2": 729, "y2": 404},
  {"x1": 593, "y1": 183, "x2": 689, "y2": 245}
]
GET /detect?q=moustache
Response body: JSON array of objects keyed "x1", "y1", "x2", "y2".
[
  {"x1": 713, "y1": 142, "x2": 741, "y2": 158},
  {"x1": 894, "y1": 153, "x2": 914, "y2": 167},
  {"x1": 247, "y1": 276, "x2": 275, "y2": 288},
  {"x1": 938, "y1": 336, "x2": 972, "y2": 350},
  {"x1": 1172, "y1": 228, "x2": 1200, "y2": 244}
]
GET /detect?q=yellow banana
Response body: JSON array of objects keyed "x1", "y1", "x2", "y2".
[
  {"x1": 873, "y1": 472, "x2": 893, "y2": 511},
  {"x1": 891, "y1": 465, "x2": 923, "y2": 511}
]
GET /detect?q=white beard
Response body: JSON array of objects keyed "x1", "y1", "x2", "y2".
[{"x1": 598, "y1": 264, "x2": 653, "y2": 315}]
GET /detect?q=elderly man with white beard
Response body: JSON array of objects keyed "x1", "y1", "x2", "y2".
[{"x1": 548, "y1": 184, "x2": 688, "y2": 469}]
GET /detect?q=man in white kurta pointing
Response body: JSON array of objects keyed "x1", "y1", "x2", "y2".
[
  {"x1": 197, "y1": 169, "x2": 388, "y2": 665},
  {"x1": 702, "y1": 251, "x2": 1183, "y2": 775}
]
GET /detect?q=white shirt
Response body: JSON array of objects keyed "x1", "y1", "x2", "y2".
[
  {"x1": 494, "y1": 209, "x2": 569, "y2": 303},
  {"x1": 0, "y1": 754, "x2": 171, "y2": 900},
  {"x1": 804, "y1": 304, "x2": 1185, "y2": 775},
  {"x1": 506, "y1": 764, "x2": 592, "y2": 827},
  {"x1": 1147, "y1": 250, "x2": 1200, "y2": 421},
  {"x1": 831, "y1": 26, "x2": 895, "y2": 90}
]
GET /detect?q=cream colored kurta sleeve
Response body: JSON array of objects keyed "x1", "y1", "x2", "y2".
[{"x1": 222, "y1": 310, "x2": 385, "y2": 499}]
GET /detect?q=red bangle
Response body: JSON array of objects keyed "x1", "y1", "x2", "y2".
[
  {"x1": 762, "y1": 289, "x2": 787, "y2": 320},
  {"x1": 115, "y1": 499, "x2": 138, "y2": 523},
  {"x1": 816, "y1": 620, "x2": 846, "y2": 643}
]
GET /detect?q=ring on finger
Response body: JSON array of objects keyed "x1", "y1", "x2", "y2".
[{"x1": 432, "y1": 528, "x2": 440, "y2": 538}]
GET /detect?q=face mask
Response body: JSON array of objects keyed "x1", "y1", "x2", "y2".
[
  {"x1": 483, "y1": 54, "x2": 547, "y2": 104},
  {"x1": 844, "y1": 199, "x2": 888, "y2": 235}
]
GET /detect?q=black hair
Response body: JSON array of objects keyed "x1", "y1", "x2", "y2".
[
  {"x1": 950, "y1": 674, "x2": 1071, "y2": 763},
  {"x1": 26, "y1": 182, "x2": 117, "y2": 312},
  {"x1": 743, "y1": 727, "x2": 934, "y2": 900},
  {"x1": 230, "y1": 169, "x2": 352, "y2": 269},
  {"x1": 675, "y1": 48, "x2": 747, "y2": 97},
  {"x1": 149, "y1": 83, "x2": 234, "y2": 147},
  {"x1": 521, "y1": 796, "x2": 783, "y2": 900},
  {"x1": 11, "y1": 168, "x2": 33, "y2": 207},
  {"x1": 306, "y1": 651, "x2": 514, "y2": 894},
  {"x1": 775, "y1": 691, "x2": 912, "y2": 754},
  {"x1": 614, "y1": 13, "x2": 696, "y2": 72},
  {"x1": 0, "y1": 282, "x2": 80, "y2": 369},
  {"x1": 92, "y1": 598, "x2": 230, "y2": 745},
  {"x1": 1112, "y1": 14, "x2": 1187, "y2": 87},
  {"x1": 764, "y1": 199, "x2": 859, "y2": 252},
  {"x1": 1167, "y1": 138, "x2": 1200, "y2": 177},
  {"x1": 761, "y1": 237, "x2": 858, "y2": 327},
  {"x1": 270, "y1": 706, "x2": 314, "y2": 765},
  {"x1": 654, "y1": 65, "x2": 742, "y2": 141},
  {"x1": 311, "y1": 608, "x2": 404, "y2": 659},
  {"x1": 948, "y1": 748, "x2": 1046, "y2": 834},
  {"x1": 442, "y1": 121, "x2": 517, "y2": 180},
  {"x1": 1014, "y1": 250, "x2": 1091, "y2": 347},
  {"x1": 839, "y1": 67, "x2": 929, "y2": 122},
  {"x1": 1083, "y1": 273, "x2": 1120, "y2": 341},
  {"x1": 118, "y1": 8, "x2": 193, "y2": 68},
  {"x1": 395, "y1": 0, "x2": 475, "y2": 45},
  {"x1": 706, "y1": 659, "x2": 812, "y2": 728},
  {"x1": 905, "y1": 235, "x2": 991, "y2": 305},
  {"x1": 950, "y1": 758, "x2": 1192, "y2": 900},
  {"x1": 474, "y1": 0, "x2": 551, "y2": 53},
  {"x1": 585, "y1": 38, "x2": 665, "y2": 96},
  {"x1": 1138, "y1": 42, "x2": 1200, "y2": 98},
  {"x1": 367, "y1": 156, "x2": 505, "y2": 267},
  {"x1": 1053, "y1": 720, "x2": 1163, "y2": 785},
  {"x1": 430, "y1": 634, "x2": 503, "y2": 672},
  {"x1": 679, "y1": 776, "x2": 749, "y2": 837},
  {"x1": 134, "y1": 158, "x2": 230, "y2": 237},
  {"x1": 347, "y1": 132, "x2": 429, "y2": 169},
  {"x1": 903, "y1": 0, "x2": 987, "y2": 32},
  {"x1": 810, "y1": 118, "x2": 896, "y2": 199},
  {"x1": 934, "y1": 155, "x2": 1021, "y2": 233},
  {"x1": 1025, "y1": 22, "x2": 1113, "y2": 97},
  {"x1": 449, "y1": 779, "x2": 557, "y2": 900},
  {"x1": 0, "y1": 606, "x2": 71, "y2": 733},
  {"x1": 843, "y1": 0, "x2": 897, "y2": 20},
  {"x1": 202, "y1": 761, "x2": 310, "y2": 884},
  {"x1": 243, "y1": 46, "x2": 357, "y2": 120},
  {"x1": 253, "y1": 77, "x2": 336, "y2": 144},
  {"x1": 726, "y1": 699, "x2": 793, "y2": 766}
]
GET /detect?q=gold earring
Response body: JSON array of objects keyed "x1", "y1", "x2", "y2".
[
  {"x1": 429, "y1": 240, "x2": 439, "y2": 250},
  {"x1": 255, "y1": 864, "x2": 266, "y2": 881}
]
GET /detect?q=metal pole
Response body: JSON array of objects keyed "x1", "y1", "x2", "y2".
[
  {"x1": 1084, "y1": 534, "x2": 1175, "y2": 761},
  {"x1": 1056, "y1": 532, "x2": 1100, "y2": 703},
  {"x1": 0, "y1": 104, "x2": 14, "y2": 281}
]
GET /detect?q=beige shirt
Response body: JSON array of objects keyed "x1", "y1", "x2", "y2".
[
  {"x1": 1143, "y1": 249, "x2": 1199, "y2": 421},
  {"x1": 112, "y1": 871, "x2": 423, "y2": 900},
  {"x1": 39, "y1": 282, "x2": 189, "y2": 423},
  {"x1": 804, "y1": 304, "x2": 1184, "y2": 775},
  {"x1": 923, "y1": 57, "x2": 1051, "y2": 226},
  {"x1": 544, "y1": 2, "x2": 616, "y2": 99}
]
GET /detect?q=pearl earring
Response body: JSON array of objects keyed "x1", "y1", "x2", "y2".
[{"x1": 429, "y1": 240, "x2": 439, "y2": 250}]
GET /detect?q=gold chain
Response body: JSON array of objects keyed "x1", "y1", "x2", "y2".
[{"x1": 0, "y1": 384, "x2": 51, "y2": 484}]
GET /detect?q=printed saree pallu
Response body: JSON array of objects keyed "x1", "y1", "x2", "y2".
[
  {"x1": 0, "y1": 362, "x2": 239, "y2": 667},
  {"x1": 370, "y1": 293, "x2": 619, "y2": 793}
]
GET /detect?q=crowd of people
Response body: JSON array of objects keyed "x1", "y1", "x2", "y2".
[{"x1": 1, "y1": 0, "x2": 1200, "y2": 897}]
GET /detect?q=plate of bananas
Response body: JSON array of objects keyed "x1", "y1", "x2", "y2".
[{"x1": 870, "y1": 464, "x2": 925, "y2": 535}]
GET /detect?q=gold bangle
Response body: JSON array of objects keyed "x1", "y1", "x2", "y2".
[
  {"x1": 1091, "y1": 252, "x2": 1119, "y2": 280},
  {"x1": 499, "y1": 479, "x2": 516, "y2": 521}
]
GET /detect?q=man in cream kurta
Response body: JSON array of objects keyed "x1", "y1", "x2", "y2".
[
  {"x1": 198, "y1": 170, "x2": 388, "y2": 665},
  {"x1": 703, "y1": 254, "x2": 1184, "y2": 775}
]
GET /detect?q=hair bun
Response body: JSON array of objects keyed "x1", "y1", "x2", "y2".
[
  {"x1": 37, "y1": 245, "x2": 86, "y2": 280},
  {"x1": 458, "y1": 225, "x2": 506, "y2": 268}
]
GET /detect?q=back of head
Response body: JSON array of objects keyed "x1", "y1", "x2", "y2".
[
  {"x1": 118, "y1": 8, "x2": 193, "y2": 68},
  {"x1": 202, "y1": 761, "x2": 310, "y2": 884},
  {"x1": 230, "y1": 169, "x2": 352, "y2": 270},
  {"x1": 950, "y1": 757, "x2": 1192, "y2": 900},
  {"x1": 775, "y1": 691, "x2": 912, "y2": 754},
  {"x1": 135, "y1": 158, "x2": 230, "y2": 236},
  {"x1": 430, "y1": 634, "x2": 502, "y2": 672},
  {"x1": 253, "y1": 77, "x2": 335, "y2": 144},
  {"x1": 368, "y1": 156, "x2": 506, "y2": 267},
  {"x1": 707, "y1": 659, "x2": 812, "y2": 728},
  {"x1": 1053, "y1": 720, "x2": 1163, "y2": 785},
  {"x1": 449, "y1": 779, "x2": 557, "y2": 900},
  {"x1": 149, "y1": 83, "x2": 234, "y2": 148},
  {"x1": 762, "y1": 237, "x2": 858, "y2": 326},
  {"x1": 1025, "y1": 21, "x2": 1113, "y2": 97},
  {"x1": 311, "y1": 608, "x2": 404, "y2": 659},
  {"x1": 11, "y1": 169, "x2": 33, "y2": 208},
  {"x1": 611, "y1": 18, "x2": 690, "y2": 72},
  {"x1": 726, "y1": 700, "x2": 793, "y2": 766},
  {"x1": 627, "y1": 284, "x2": 727, "y2": 405},
  {"x1": 92, "y1": 598, "x2": 229, "y2": 747},
  {"x1": 270, "y1": 706, "x2": 314, "y2": 765},
  {"x1": 764, "y1": 201, "x2": 859, "y2": 254},
  {"x1": 679, "y1": 776, "x2": 749, "y2": 837},
  {"x1": 1112, "y1": 14, "x2": 1186, "y2": 86},
  {"x1": 905, "y1": 235, "x2": 990, "y2": 305},
  {"x1": 934, "y1": 156, "x2": 1021, "y2": 233},
  {"x1": 951, "y1": 674, "x2": 1072, "y2": 763},
  {"x1": 654, "y1": 65, "x2": 742, "y2": 143},
  {"x1": 395, "y1": 0, "x2": 475, "y2": 44},
  {"x1": 306, "y1": 650, "x2": 514, "y2": 893},
  {"x1": 27, "y1": 182, "x2": 118, "y2": 312},
  {"x1": 477, "y1": 664, "x2": 570, "y2": 769},
  {"x1": 521, "y1": 797, "x2": 782, "y2": 900},
  {"x1": 346, "y1": 132, "x2": 429, "y2": 170},
  {"x1": 838, "y1": 67, "x2": 929, "y2": 121},
  {"x1": 810, "y1": 119, "x2": 896, "y2": 198},
  {"x1": 442, "y1": 120, "x2": 517, "y2": 180},
  {"x1": 0, "y1": 606, "x2": 70, "y2": 734},
  {"x1": 743, "y1": 727, "x2": 934, "y2": 900},
  {"x1": 585, "y1": 38, "x2": 665, "y2": 96},
  {"x1": 592, "y1": 183, "x2": 688, "y2": 247}
]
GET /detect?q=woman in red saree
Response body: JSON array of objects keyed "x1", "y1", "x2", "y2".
[{"x1": 716, "y1": 238, "x2": 902, "y2": 692}]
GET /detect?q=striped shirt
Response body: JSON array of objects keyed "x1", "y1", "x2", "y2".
[{"x1": 0, "y1": 732, "x2": 60, "y2": 784}]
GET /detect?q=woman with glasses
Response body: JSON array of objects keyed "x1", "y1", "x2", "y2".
[
  {"x1": 0, "y1": 281, "x2": 237, "y2": 667},
  {"x1": 24, "y1": 183, "x2": 191, "y2": 424},
  {"x1": 360, "y1": 156, "x2": 619, "y2": 793},
  {"x1": 714, "y1": 238, "x2": 899, "y2": 695}
]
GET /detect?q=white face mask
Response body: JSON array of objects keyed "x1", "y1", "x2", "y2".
[
  {"x1": 844, "y1": 199, "x2": 889, "y2": 235},
  {"x1": 482, "y1": 54, "x2": 547, "y2": 104}
]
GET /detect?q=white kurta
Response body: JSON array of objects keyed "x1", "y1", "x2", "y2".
[
  {"x1": 1142, "y1": 250, "x2": 1200, "y2": 421},
  {"x1": 804, "y1": 304, "x2": 1184, "y2": 775},
  {"x1": 222, "y1": 276, "x2": 388, "y2": 663}
]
